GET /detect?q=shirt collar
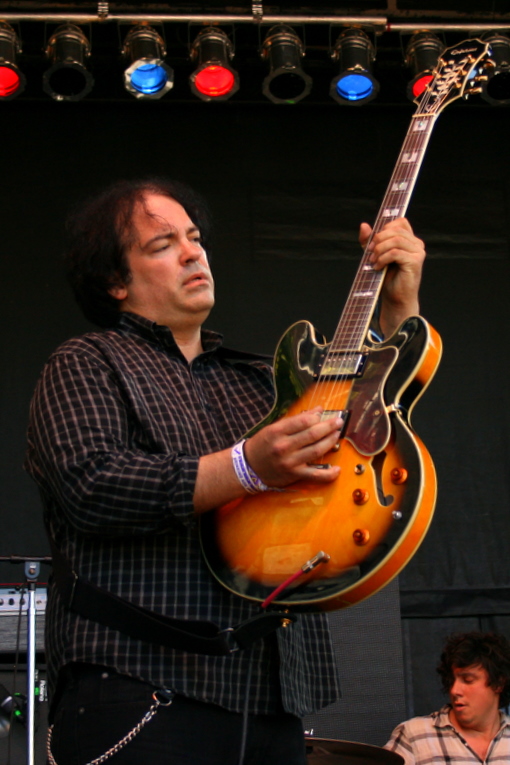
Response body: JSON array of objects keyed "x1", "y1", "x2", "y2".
[
  {"x1": 115, "y1": 311, "x2": 224, "y2": 357},
  {"x1": 434, "y1": 704, "x2": 510, "y2": 733}
]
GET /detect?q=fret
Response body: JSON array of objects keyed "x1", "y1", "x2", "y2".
[{"x1": 402, "y1": 151, "x2": 419, "y2": 163}]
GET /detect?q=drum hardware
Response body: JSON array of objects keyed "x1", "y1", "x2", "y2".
[{"x1": 305, "y1": 737, "x2": 404, "y2": 765}]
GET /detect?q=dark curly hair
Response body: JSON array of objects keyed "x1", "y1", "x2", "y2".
[
  {"x1": 64, "y1": 177, "x2": 211, "y2": 327},
  {"x1": 437, "y1": 632, "x2": 510, "y2": 707}
]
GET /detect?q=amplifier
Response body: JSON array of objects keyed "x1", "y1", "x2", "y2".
[{"x1": 0, "y1": 587, "x2": 46, "y2": 654}]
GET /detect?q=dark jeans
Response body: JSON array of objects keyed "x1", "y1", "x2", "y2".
[{"x1": 49, "y1": 664, "x2": 307, "y2": 765}]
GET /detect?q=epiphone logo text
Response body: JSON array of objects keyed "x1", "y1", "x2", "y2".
[{"x1": 449, "y1": 46, "x2": 479, "y2": 56}]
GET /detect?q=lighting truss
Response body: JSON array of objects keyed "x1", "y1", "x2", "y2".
[{"x1": 0, "y1": 8, "x2": 508, "y2": 107}]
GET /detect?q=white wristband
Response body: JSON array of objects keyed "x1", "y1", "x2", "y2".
[{"x1": 232, "y1": 439, "x2": 270, "y2": 494}]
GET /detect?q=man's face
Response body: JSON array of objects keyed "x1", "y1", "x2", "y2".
[
  {"x1": 110, "y1": 193, "x2": 215, "y2": 331},
  {"x1": 449, "y1": 664, "x2": 502, "y2": 730}
]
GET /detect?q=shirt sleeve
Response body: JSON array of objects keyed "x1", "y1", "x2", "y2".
[
  {"x1": 384, "y1": 723, "x2": 417, "y2": 765},
  {"x1": 25, "y1": 348, "x2": 199, "y2": 537}
]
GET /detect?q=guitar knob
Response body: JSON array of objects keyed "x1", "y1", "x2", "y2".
[
  {"x1": 391, "y1": 468, "x2": 408, "y2": 484},
  {"x1": 352, "y1": 489, "x2": 369, "y2": 505},
  {"x1": 353, "y1": 529, "x2": 370, "y2": 546}
]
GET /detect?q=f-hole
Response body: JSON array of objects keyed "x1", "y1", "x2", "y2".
[{"x1": 371, "y1": 451, "x2": 394, "y2": 507}]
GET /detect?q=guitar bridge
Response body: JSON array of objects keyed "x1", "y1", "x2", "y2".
[{"x1": 319, "y1": 352, "x2": 366, "y2": 378}]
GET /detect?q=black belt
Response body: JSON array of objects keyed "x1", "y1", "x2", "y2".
[{"x1": 49, "y1": 538, "x2": 296, "y2": 656}]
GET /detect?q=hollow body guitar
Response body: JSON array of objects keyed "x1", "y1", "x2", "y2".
[{"x1": 200, "y1": 39, "x2": 490, "y2": 611}]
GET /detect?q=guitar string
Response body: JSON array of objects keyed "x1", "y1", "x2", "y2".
[
  {"x1": 305, "y1": 75, "x2": 445, "y2": 436},
  {"x1": 308, "y1": 107, "x2": 427, "y2": 409}
]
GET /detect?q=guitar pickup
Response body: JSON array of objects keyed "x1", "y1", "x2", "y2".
[
  {"x1": 320, "y1": 409, "x2": 350, "y2": 435},
  {"x1": 319, "y1": 352, "x2": 366, "y2": 378}
]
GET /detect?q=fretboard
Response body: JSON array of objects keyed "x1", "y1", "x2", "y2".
[{"x1": 326, "y1": 111, "x2": 438, "y2": 358}]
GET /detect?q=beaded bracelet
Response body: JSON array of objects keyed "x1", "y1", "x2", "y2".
[{"x1": 232, "y1": 439, "x2": 270, "y2": 494}]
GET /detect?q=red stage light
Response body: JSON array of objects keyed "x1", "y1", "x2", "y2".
[
  {"x1": 0, "y1": 65, "x2": 21, "y2": 98},
  {"x1": 0, "y1": 22, "x2": 26, "y2": 100},
  {"x1": 412, "y1": 73, "x2": 434, "y2": 98},
  {"x1": 189, "y1": 28, "x2": 239, "y2": 102},
  {"x1": 405, "y1": 32, "x2": 444, "y2": 103},
  {"x1": 194, "y1": 65, "x2": 235, "y2": 97}
]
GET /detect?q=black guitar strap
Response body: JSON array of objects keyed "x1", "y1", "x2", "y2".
[{"x1": 48, "y1": 537, "x2": 296, "y2": 655}]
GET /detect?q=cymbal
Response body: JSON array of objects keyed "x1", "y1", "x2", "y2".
[{"x1": 305, "y1": 738, "x2": 404, "y2": 765}]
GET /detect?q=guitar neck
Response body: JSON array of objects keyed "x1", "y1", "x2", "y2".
[{"x1": 328, "y1": 110, "x2": 438, "y2": 356}]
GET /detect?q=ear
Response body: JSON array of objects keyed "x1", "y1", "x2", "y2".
[
  {"x1": 494, "y1": 679, "x2": 505, "y2": 695},
  {"x1": 108, "y1": 283, "x2": 128, "y2": 301}
]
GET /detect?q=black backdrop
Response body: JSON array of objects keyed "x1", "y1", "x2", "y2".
[{"x1": 1, "y1": 93, "x2": 510, "y2": 728}]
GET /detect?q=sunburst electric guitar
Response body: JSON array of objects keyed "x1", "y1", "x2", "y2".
[{"x1": 200, "y1": 39, "x2": 490, "y2": 612}]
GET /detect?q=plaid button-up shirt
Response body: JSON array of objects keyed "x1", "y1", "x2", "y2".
[
  {"x1": 385, "y1": 705, "x2": 510, "y2": 765},
  {"x1": 25, "y1": 312, "x2": 340, "y2": 717}
]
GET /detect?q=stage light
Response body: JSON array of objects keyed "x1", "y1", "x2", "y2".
[
  {"x1": 481, "y1": 33, "x2": 510, "y2": 105},
  {"x1": 330, "y1": 28, "x2": 379, "y2": 105},
  {"x1": 189, "y1": 27, "x2": 239, "y2": 101},
  {"x1": 43, "y1": 24, "x2": 94, "y2": 102},
  {"x1": 0, "y1": 22, "x2": 26, "y2": 100},
  {"x1": 261, "y1": 25, "x2": 312, "y2": 105},
  {"x1": 123, "y1": 25, "x2": 173, "y2": 100},
  {"x1": 405, "y1": 31, "x2": 445, "y2": 101}
]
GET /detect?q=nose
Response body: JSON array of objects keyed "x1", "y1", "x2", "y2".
[
  {"x1": 450, "y1": 678, "x2": 462, "y2": 698},
  {"x1": 179, "y1": 236, "x2": 203, "y2": 264}
]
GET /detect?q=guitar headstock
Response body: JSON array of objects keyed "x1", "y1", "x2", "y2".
[{"x1": 416, "y1": 38, "x2": 491, "y2": 113}]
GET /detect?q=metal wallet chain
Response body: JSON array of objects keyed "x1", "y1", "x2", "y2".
[{"x1": 46, "y1": 688, "x2": 174, "y2": 765}]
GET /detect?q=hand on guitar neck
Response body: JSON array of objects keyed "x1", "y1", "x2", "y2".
[{"x1": 360, "y1": 217, "x2": 425, "y2": 339}]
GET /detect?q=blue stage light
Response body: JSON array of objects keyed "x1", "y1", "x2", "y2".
[
  {"x1": 335, "y1": 72, "x2": 374, "y2": 101},
  {"x1": 123, "y1": 25, "x2": 173, "y2": 100},
  {"x1": 330, "y1": 28, "x2": 379, "y2": 106},
  {"x1": 129, "y1": 63, "x2": 168, "y2": 95}
]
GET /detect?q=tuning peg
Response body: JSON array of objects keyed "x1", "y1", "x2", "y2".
[{"x1": 464, "y1": 86, "x2": 484, "y2": 97}]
